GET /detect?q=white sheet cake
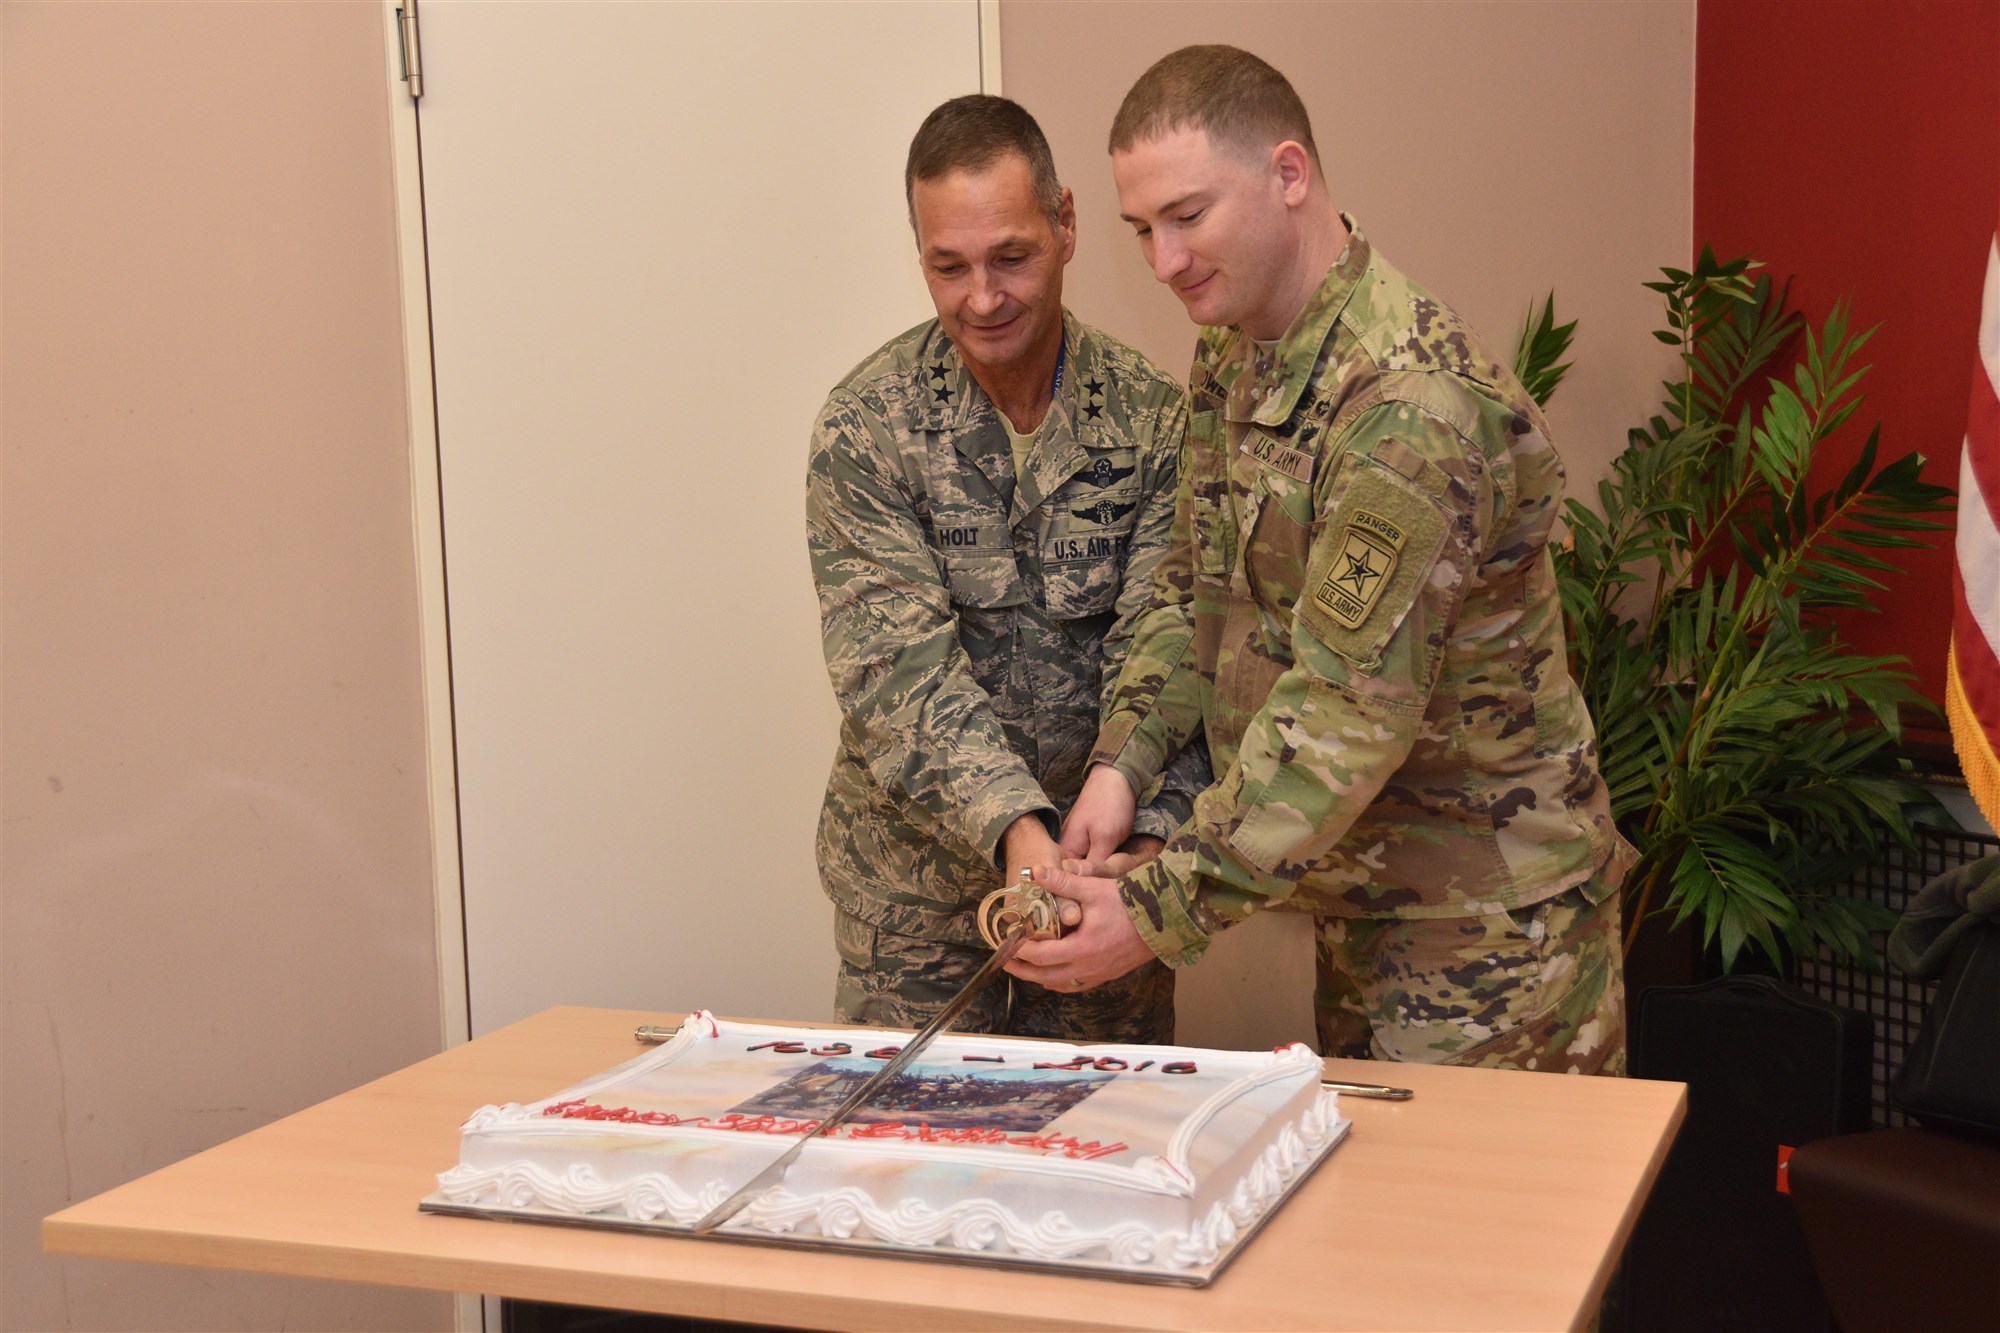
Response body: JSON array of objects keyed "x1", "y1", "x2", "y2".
[{"x1": 434, "y1": 1011, "x2": 1348, "y2": 1275}]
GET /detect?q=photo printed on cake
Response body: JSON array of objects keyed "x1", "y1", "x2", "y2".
[{"x1": 729, "y1": 1058, "x2": 1113, "y2": 1133}]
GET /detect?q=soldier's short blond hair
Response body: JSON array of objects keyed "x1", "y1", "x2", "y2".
[
  {"x1": 1108, "y1": 46, "x2": 1322, "y2": 173},
  {"x1": 905, "y1": 95, "x2": 1064, "y2": 232}
]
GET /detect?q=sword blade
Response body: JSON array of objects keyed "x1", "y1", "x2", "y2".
[{"x1": 687, "y1": 925, "x2": 1031, "y2": 1234}]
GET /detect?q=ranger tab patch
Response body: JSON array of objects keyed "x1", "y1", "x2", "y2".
[{"x1": 1314, "y1": 509, "x2": 1405, "y2": 629}]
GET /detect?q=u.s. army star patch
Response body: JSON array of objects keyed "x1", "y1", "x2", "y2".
[{"x1": 1313, "y1": 509, "x2": 1405, "y2": 629}]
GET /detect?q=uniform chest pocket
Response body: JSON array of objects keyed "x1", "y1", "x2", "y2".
[
  {"x1": 942, "y1": 549, "x2": 1027, "y2": 609},
  {"x1": 1187, "y1": 410, "x2": 1237, "y2": 577},
  {"x1": 1040, "y1": 493, "x2": 1137, "y2": 619},
  {"x1": 1244, "y1": 479, "x2": 1315, "y2": 619}
]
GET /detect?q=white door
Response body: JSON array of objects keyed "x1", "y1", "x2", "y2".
[{"x1": 412, "y1": 1, "x2": 988, "y2": 1035}]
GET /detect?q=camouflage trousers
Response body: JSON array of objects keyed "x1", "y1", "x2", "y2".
[
  {"x1": 834, "y1": 907, "x2": 1176, "y2": 1044},
  {"x1": 1313, "y1": 880, "x2": 1626, "y2": 1074}
]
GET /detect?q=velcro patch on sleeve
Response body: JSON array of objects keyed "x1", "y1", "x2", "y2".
[{"x1": 1298, "y1": 460, "x2": 1448, "y2": 670}]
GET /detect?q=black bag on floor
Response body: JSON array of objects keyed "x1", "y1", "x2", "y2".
[
  {"x1": 1887, "y1": 854, "x2": 2000, "y2": 1138},
  {"x1": 1891, "y1": 919, "x2": 2000, "y2": 1137},
  {"x1": 1620, "y1": 974, "x2": 1873, "y2": 1333}
]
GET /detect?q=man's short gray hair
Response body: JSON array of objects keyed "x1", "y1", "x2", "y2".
[{"x1": 906, "y1": 94, "x2": 1064, "y2": 230}]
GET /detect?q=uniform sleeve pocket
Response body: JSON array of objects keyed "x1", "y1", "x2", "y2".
[{"x1": 1295, "y1": 457, "x2": 1451, "y2": 673}]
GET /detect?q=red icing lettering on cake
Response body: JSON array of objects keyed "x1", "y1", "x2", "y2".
[
  {"x1": 1005, "y1": 1131, "x2": 1129, "y2": 1161},
  {"x1": 847, "y1": 1119, "x2": 913, "y2": 1140},
  {"x1": 538, "y1": 1100, "x2": 1125, "y2": 1158}
]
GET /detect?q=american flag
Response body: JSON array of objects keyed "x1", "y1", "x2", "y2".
[{"x1": 1949, "y1": 206, "x2": 2000, "y2": 829}]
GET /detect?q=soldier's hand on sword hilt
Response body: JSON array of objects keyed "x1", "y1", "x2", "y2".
[
  {"x1": 1006, "y1": 862, "x2": 1156, "y2": 994},
  {"x1": 976, "y1": 870, "x2": 1067, "y2": 949}
]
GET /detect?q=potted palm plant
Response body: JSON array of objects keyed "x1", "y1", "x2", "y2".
[{"x1": 1515, "y1": 249, "x2": 1955, "y2": 972}]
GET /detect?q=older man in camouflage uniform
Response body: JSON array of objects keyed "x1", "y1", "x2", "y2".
[
  {"x1": 807, "y1": 95, "x2": 1204, "y2": 1042},
  {"x1": 1011, "y1": 48, "x2": 1633, "y2": 1073}
]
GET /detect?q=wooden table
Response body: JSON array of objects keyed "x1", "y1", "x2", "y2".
[{"x1": 45, "y1": 1007, "x2": 1684, "y2": 1332}]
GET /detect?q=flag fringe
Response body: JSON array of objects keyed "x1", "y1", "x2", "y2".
[{"x1": 1947, "y1": 641, "x2": 2000, "y2": 832}]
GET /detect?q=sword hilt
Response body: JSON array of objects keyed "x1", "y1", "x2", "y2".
[{"x1": 977, "y1": 872, "x2": 1063, "y2": 949}]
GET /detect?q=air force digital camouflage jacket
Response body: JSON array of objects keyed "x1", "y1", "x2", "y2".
[
  {"x1": 808, "y1": 313, "x2": 1207, "y2": 945},
  {"x1": 1091, "y1": 222, "x2": 1634, "y2": 968}
]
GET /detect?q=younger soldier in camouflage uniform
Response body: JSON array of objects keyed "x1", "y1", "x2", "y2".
[
  {"x1": 1011, "y1": 48, "x2": 1633, "y2": 1074},
  {"x1": 807, "y1": 96, "x2": 1205, "y2": 1043}
]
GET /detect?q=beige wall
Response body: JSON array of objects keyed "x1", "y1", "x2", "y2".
[
  {"x1": 0, "y1": 1, "x2": 1696, "y2": 1325},
  {"x1": 1, "y1": 4, "x2": 448, "y2": 1330},
  {"x1": 1002, "y1": 0, "x2": 1694, "y2": 1047}
]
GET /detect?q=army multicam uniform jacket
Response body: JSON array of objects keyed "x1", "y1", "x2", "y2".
[
  {"x1": 1091, "y1": 222, "x2": 1634, "y2": 968},
  {"x1": 808, "y1": 312, "x2": 1207, "y2": 946}
]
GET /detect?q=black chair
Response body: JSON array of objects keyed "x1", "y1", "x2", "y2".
[{"x1": 1788, "y1": 914, "x2": 2000, "y2": 1333}]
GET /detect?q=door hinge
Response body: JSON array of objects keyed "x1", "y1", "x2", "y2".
[{"x1": 397, "y1": 2, "x2": 424, "y2": 100}]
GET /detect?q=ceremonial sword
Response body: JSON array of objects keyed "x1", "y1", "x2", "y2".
[{"x1": 681, "y1": 881, "x2": 1055, "y2": 1235}]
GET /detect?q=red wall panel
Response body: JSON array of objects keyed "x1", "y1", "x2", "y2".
[{"x1": 1695, "y1": 0, "x2": 2000, "y2": 731}]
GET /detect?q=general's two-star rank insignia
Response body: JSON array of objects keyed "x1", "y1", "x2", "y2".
[
  {"x1": 1082, "y1": 376, "x2": 1106, "y2": 422},
  {"x1": 1313, "y1": 509, "x2": 1406, "y2": 629},
  {"x1": 926, "y1": 361, "x2": 955, "y2": 405}
]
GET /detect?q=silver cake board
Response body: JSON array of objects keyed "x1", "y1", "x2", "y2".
[{"x1": 417, "y1": 1118, "x2": 1350, "y2": 1289}]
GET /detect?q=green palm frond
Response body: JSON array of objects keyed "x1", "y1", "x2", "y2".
[
  {"x1": 1534, "y1": 252, "x2": 1956, "y2": 973},
  {"x1": 1514, "y1": 293, "x2": 1578, "y2": 408}
]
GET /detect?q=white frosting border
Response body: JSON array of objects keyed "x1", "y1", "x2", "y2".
[{"x1": 438, "y1": 1090, "x2": 1347, "y2": 1271}]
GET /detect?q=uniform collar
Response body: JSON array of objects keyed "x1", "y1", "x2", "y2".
[
  {"x1": 1017, "y1": 314, "x2": 1109, "y2": 517},
  {"x1": 1228, "y1": 214, "x2": 1370, "y2": 427},
  {"x1": 915, "y1": 312, "x2": 1104, "y2": 430},
  {"x1": 918, "y1": 313, "x2": 1117, "y2": 519}
]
